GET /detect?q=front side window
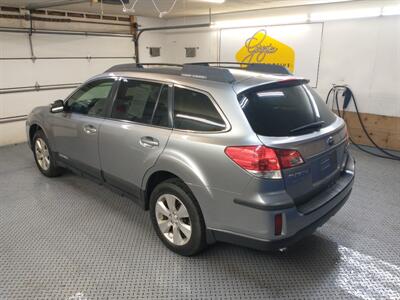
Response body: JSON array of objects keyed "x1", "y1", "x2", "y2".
[
  {"x1": 111, "y1": 79, "x2": 163, "y2": 125},
  {"x1": 173, "y1": 87, "x2": 225, "y2": 132},
  {"x1": 66, "y1": 79, "x2": 114, "y2": 117}
]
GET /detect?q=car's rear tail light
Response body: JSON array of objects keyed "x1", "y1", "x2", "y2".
[
  {"x1": 275, "y1": 149, "x2": 304, "y2": 169},
  {"x1": 224, "y1": 145, "x2": 304, "y2": 179},
  {"x1": 275, "y1": 213, "x2": 283, "y2": 236}
]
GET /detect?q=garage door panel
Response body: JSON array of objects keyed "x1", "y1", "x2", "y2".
[
  {"x1": 0, "y1": 32, "x2": 32, "y2": 58},
  {"x1": 32, "y1": 34, "x2": 134, "y2": 57},
  {"x1": 1, "y1": 88, "x2": 75, "y2": 118},
  {"x1": 0, "y1": 58, "x2": 134, "y2": 88}
]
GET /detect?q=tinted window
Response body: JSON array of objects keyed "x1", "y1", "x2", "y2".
[
  {"x1": 111, "y1": 79, "x2": 162, "y2": 124},
  {"x1": 173, "y1": 87, "x2": 225, "y2": 131},
  {"x1": 308, "y1": 87, "x2": 337, "y2": 125},
  {"x1": 66, "y1": 79, "x2": 114, "y2": 116},
  {"x1": 238, "y1": 84, "x2": 336, "y2": 136},
  {"x1": 152, "y1": 85, "x2": 169, "y2": 127}
]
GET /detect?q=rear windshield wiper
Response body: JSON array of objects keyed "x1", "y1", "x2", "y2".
[{"x1": 290, "y1": 121, "x2": 325, "y2": 134}]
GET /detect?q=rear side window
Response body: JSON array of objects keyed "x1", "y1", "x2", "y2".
[
  {"x1": 173, "y1": 87, "x2": 225, "y2": 132},
  {"x1": 111, "y1": 79, "x2": 162, "y2": 125},
  {"x1": 238, "y1": 84, "x2": 336, "y2": 136}
]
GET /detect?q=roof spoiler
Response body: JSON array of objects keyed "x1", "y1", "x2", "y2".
[{"x1": 237, "y1": 78, "x2": 310, "y2": 96}]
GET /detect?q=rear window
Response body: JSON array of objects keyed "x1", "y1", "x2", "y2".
[{"x1": 238, "y1": 84, "x2": 336, "y2": 136}]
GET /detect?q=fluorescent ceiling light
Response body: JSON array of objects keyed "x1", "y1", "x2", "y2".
[
  {"x1": 212, "y1": 14, "x2": 308, "y2": 28},
  {"x1": 310, "y1": 7, "x2": 381, "y2": 22},
  {"x1": 382, "y1": 5, "x2": 400, "y2": 16}
]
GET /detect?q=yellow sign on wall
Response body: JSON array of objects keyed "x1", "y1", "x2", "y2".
[{"x1": 235, "y1": 29, "x2": 295, "y2": 73}]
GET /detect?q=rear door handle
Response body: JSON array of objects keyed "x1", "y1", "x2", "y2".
[
  {"x1": 139, "y1": 136, "x2": 159, "y2": 148},
  {"x1": 83, "y1": 124, "x2": 97, "y2": 135}
]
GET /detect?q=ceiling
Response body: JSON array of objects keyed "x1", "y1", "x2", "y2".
[{"x1": 0, "y1": 0, "x2": 360, "y2": 18}]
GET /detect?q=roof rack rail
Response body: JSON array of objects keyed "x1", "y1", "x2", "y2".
[
  {"x1": 105, "y1": 63, "x2": 182, "y2": 73},
  {"x1": 181, "y1": 64, "x2": 236, "y2": 83},
  {"x1": 140, "y1": 63, "x2": 183, "y2": 67},
  {"x1": 186, "y1": 62, "x2": 292, "y2": 75},
  {"x1": 104, "y1": 62, "x2": 291, "y2": 84}
]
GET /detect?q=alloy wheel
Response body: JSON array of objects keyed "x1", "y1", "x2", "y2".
[
  {"x1": 35, "y1": 138, "x2": 50, "y2": 171},
  {"x1": 155, "y1": 194, "x2": 192, "y2": 246}
]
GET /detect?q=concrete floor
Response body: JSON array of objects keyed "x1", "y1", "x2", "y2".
[{"x1": 0, "y1": 143, "x2": 399, "y2": 300}]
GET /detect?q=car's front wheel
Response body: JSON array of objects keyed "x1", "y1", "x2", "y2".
[
  {"x1": 149, "y1": 178, "x2": 207, "y2": 256},
  {"x1": 33, "y1": 130, "x2": 62, "y2": 177}
]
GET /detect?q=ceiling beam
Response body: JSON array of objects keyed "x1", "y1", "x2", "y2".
[{"x1": 26, "y1": 0, "x2": 90, "y2": 10}]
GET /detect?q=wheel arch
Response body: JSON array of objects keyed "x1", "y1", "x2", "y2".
[
  {"x1": 141, "y1": 149, "x2": 214, "y2": 210},
  {"x1": 29, "y1": 123, "x2": 43, "y2": 149},
  {"x1": 28, "y1": 119, "x2": 55, "y2": 150},
  {"x1": 143, "y1": 168, "x2": 216, "y2": 245},
  {"x1": 143, "y1": 170, "x2": 184, "y2": 210}
]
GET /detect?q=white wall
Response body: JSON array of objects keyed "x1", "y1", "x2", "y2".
[
  {"x1": 317, "y1": 16, "x2": 400, "y2": 117},
  {"x1": 138, "y1": 4, "x2": 400, "y2": 118}
]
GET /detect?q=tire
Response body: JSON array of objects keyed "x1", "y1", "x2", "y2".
[
  {"x1": 32, "y1": 130, "x2": 62, "y2": 177},
  {"x1": 149, "y1": 178, "x2": 207, "y2": 256}
]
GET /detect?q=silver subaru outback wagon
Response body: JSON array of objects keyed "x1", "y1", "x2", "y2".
[{"x1": 26, "y1": 63, "x2": 355, "y2": 256}]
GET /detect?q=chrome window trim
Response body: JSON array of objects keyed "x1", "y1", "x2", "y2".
[
  {"x1": 101, "y1": 116, "x2": 173, "y2": 131},
  {"x1": 116, "y1": 75, "x2": 174, "y2": 87}
]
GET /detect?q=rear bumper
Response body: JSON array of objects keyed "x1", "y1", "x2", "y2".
[
  {"x1": 212, "y1": 177, "x2": 353, "y2": 251},
  {"x1": 210, "y1": 153, "x2": 355, "y2": 251}
]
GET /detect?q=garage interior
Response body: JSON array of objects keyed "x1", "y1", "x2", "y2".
[{"x1": 1, "y1": 0, "x2": 399, "y2": 299}]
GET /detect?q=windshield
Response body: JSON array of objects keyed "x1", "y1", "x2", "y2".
[{"x1": 238, "y1": 84, "x2": 337, "y2": 137}]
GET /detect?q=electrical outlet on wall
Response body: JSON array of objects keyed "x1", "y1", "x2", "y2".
[
  {"x1": 147, "y1": 47, "x2": 161, "y2": 57},
  {"x1": 185, "y1": 47, "x2": 198, "y2": 58}
]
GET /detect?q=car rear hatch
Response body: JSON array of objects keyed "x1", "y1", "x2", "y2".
[{"x1": 236, "y1": 79, "x2": 348, "y2": 208}]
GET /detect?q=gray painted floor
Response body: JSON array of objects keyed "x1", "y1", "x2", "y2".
[{"x1": 1, "y1": 143, "x2": 399, "y2": 300}]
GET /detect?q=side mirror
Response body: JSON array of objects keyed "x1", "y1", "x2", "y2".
[{"x1": 50, "y1": 100, "x2": 64, "y2": 113}]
